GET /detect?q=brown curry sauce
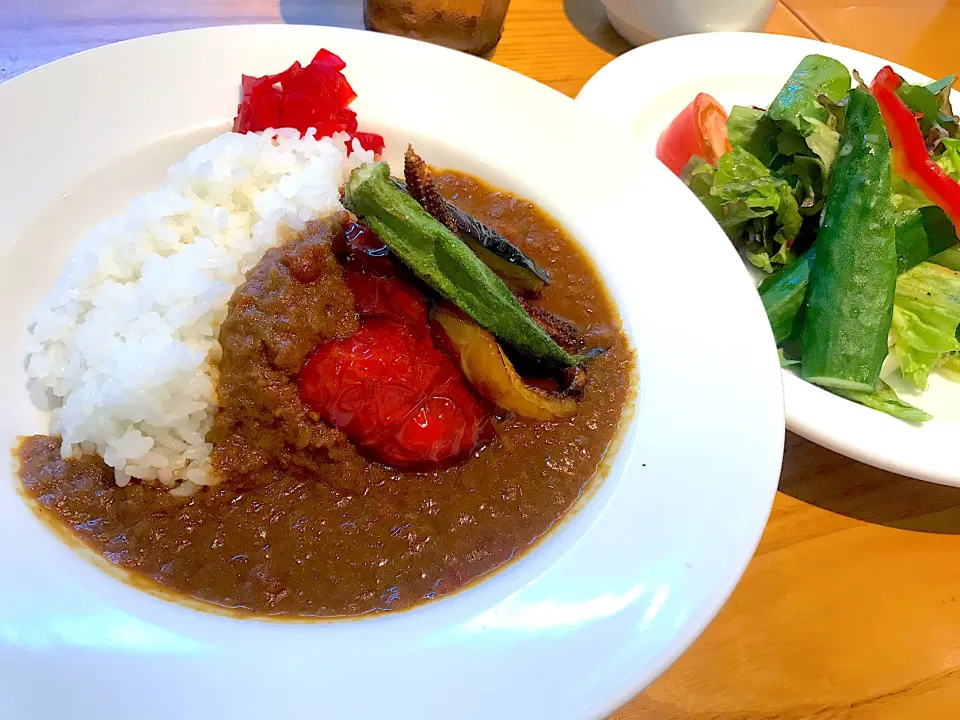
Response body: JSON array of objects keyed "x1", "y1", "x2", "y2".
[{"x1": 16, "y1": 171, "x2": 635, "y2": 618}]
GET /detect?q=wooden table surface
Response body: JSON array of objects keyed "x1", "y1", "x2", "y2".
[{"x1": 4, "y1": 1, "x2": 960, "y2": 718}]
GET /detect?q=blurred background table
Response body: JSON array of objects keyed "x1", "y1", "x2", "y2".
[{"x1": 4, "y1": 1, "x2": 960, "y2": 718}]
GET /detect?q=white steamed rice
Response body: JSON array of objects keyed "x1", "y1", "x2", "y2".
[{"x1": 25, "y1": 128, "x2": 374, "y2": 494}]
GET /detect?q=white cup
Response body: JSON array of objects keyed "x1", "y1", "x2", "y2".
[{"x1": 601, "y1": 0, "x2": 777, "y2": 44}]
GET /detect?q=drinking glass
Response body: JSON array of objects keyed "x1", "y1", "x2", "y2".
[{"x1": 364, "y1": 0, "x2": 511, "y2": 56}]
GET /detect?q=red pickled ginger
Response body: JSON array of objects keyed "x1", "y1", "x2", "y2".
[{"x1": 233, "y1": 49, "x2": 384, "y2": 155}]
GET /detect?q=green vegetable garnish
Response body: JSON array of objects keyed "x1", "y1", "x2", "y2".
[
  {"x1": 801, "y1": 89, "x2": 897, "y2": 393},
  {"x1": 693, "y1": 56, "x2": 852, "y2": 275},
  {"x1": 940, "y1": 352, "x2": 960, "y2": 379},
  {"x1": 758, "y1": 206, "x2": 958, "y2": 347},
  {"x1": 895, "y1": 75, "x2": 959, "y2": 140},
  {"x1": 726, "y1": 105, "x2": 778, "y2": 165},
  {"x1": 343, "y1": 162, "x2": 589, "y2": 367},
  {"x1": 778, "y1": 348, "x2": 800, "y2": 368},
  {"x1": 766, "y1": 54, "x2": 851, "y2": 171},
  {"x1": 685, "y1": 147, "x2": 802, "y2": 272},
  {"x1": 895, "y1": 205, "x2": 960, "y2": 272},
  {"x1": 780, "y1": 154, "x2": 829, "y2": 216},
  {"x1": 935, "y1": 137, "x2": 960, "y2": 180},
  {"x1": 835, "y1": 381, "x2": 932, "y2": 423},
  {"x1": 931, "y1": 243, "x2": 960, "y2": 271},
  {"x1": 892, "y1": 173, "x2": 934, "y2": 213},
  {"x1": 767, "y1": 54, "x2": 852, "y2": 133},
  {"x1": 891, "y1": 262, "x2": 960, "y2": 390},
  {"x1": 759, "y1": 249, "x2": 813, "y2": 344}
]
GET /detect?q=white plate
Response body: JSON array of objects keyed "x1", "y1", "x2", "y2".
[
  {"x1": 0, "y1": 26, "x2": 783, "y2": 719},
  {"x1": 578, "y1": 32, "x2": 960, "y2": 486}
]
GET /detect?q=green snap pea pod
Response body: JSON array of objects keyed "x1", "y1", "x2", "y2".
[
  {"x1": 344, "y1": 162, "x2": 590, "y2": 367},
  {"x1": 801, "y1": 88, "x2": 897, "y2": 392}
]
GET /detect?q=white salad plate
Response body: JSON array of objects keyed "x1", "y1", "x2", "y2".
[
  {"x1": 0, "y1": 25, "x2": 783, "y2": 719},
  {"x1": 578, "y1": 32, "x2": 960, "y2": 486}
]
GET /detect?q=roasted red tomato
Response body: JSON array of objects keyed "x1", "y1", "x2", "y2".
[
  {"x1": 344, "y1": 270, "x2": 430, "y2": 329},
  {"x1": 300, "y1": 319, "x2": 493, "y2": 469},
  {"x1": 301, "y1": 232, "x2": 492, "y2": 469},
  {"x1": 340, "y1": 222, "x2": 429, "y2": 327},
  {"x1": 339, "y1": 221, "x2": 397, "y2": 276},
  {"x1": 656, "y1": 93, "x2": 732, "y2": 176}
]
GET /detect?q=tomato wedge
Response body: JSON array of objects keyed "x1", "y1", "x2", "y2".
[{"x1": 656, "y1": 93, "x2": 732, "y2": 176}]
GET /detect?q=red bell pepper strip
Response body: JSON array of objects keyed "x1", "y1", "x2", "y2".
[{"x1": 870, "y1": 65, "x2": 960, "y2": 230}]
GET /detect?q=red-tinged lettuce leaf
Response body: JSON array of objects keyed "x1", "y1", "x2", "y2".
[{"x1": 896, "y1": 74, "x2": 960, "y2": 144}]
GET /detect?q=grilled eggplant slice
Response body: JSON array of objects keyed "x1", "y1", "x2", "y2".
[{"x1": 398, "y1": 147, "x2": 551, "y2": 295}]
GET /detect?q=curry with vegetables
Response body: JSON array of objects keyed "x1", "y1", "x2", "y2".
[{"x1": 18, "y1": 166, "x2": 634, "y2": 618}]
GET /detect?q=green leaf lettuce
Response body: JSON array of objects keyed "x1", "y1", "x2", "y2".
[
  {"x1": 890, "y1": 262, "x2": 960, "y2": 390},
  {"x1": 766, "y1": 54, "x2": 851, "y2": 171},
  {"x1": 835, "y1": 381, "x2": 932, "y2": 423},
  {"x1": 684, "y1": 147, "x2": 802, "y2": 272}
]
